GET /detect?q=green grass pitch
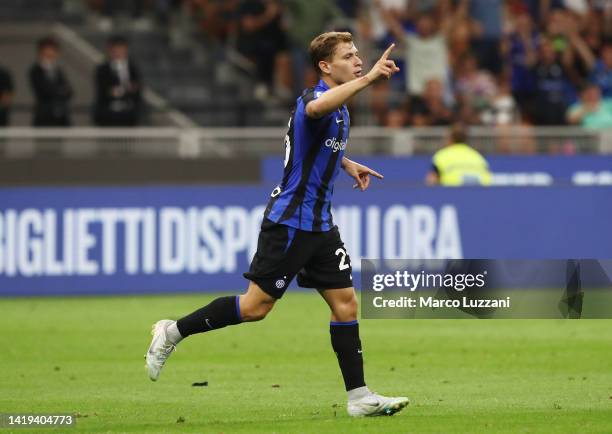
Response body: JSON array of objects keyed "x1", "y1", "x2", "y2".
[{"x1": 1, "y1": 292, "x2": 611, "y2": 433}]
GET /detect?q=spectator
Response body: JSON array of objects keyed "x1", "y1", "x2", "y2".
[
  {"x1": 502, "y1": 11, "x2": 538, "y2": 120},
  {"x1": 284, "y1": 0, "x2": 344, "y2": 95},
  {"x1": 453, "y1": 53, "x2": 498, "y2": 123},
  {"x1": 530, "y1": 37, "x2": 571, "y2": 125},
  {"x1": 236, "y1": 0, "x2": 290, "y2": 100},
  {"x1": 567, "y1": 83, "x2": 612, "y2": 129},
  {"x1": 0, "y1": 65, "x2": 14, "y2": 127},
  {"x1": 94, "y1": 36, "x2": 143, "y2": 127},
  {"x1": 589, "y1": 40, "x2": 612, "y2": 97},
  {"x1": 410, "y1": 78, "x2": 453, "y2": 126},
  {"x1": 379, "y1": 6, "x2": 450, "y2": 96},
  {"x1": 426, "y1": 123, "x2": 491, "y2": 186},
  {"x1": 189, "y1": 0, "x2": 240, "y2": 43},
  {"x1": 468, "y1": 0, "x2": 503, "y2": 74},
  {"x1": 29, "y1": 37, "x2": 73, "y2": 127},
  {"x1": 447, "y1": 16, "x2": 480, "y2": 72},
  {"x1": 481, "y1": 76, "x2": 518, "y2": 126},
  {"x1": 560, "y1": 12, "x2": 599, "y2": 88},
  {"x1": 367, "y1": 0, "x2": 410, "y2": 48}
]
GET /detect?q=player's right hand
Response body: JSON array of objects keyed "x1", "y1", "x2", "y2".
[{"x1": 365, "y1": 43, "x2": 400, "y2": 83}]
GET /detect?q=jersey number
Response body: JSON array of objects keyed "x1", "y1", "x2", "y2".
[{"x1": 335, "y1": 248, "x2": 350, "y2": 271}]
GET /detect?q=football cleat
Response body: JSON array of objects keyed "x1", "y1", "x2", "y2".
[
  {"x1": 347, "y1": 392, "x2": 409, "y2": 417},
  {"x1": 145, "y1": 319, "x2": 177, "y2": 381}
]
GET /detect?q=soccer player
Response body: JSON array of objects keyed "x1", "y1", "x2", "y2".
[{"x1": 146, "y1": 31, "x2": 409, "y2": 417}]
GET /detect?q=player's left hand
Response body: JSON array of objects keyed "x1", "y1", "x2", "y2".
[{"x1": 342, "y1": 158, "x2": 384, "y2": 191}]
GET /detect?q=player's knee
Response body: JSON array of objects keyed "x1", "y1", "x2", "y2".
[
  {"x1": 241, "y1": 300, "x2": 274, "y2": 322},
  {"x1": 333, "y1": 296, "x2": 358, "y2": 321}
]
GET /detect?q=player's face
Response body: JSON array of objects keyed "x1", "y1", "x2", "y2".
[{"x1": 326, "y1": 42, "x2": 363, "y2": 85}]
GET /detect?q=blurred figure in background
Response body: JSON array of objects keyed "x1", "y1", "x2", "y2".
[
  {"x1": 502, "y1": 9, "x2": 537, "y2": 122},
  {"x1": 379, "y1": 4, "x2": 450, "y2": 97},
  {"x1": 29, "y1": 37, "x2": 73, "y2": 127},
  {"x1": 375, "y1": 0, "x2": 473, "y2": 127},
  {"x1": 588, "y1": 40, "x2": 612, "y2": 97},
  {"x1": 468, "y1": 0, "x2": 503, "y2": 74},
  {"x1": 284, "y1": 0, "x2": 345, "y2": 96},
  {"x1": 0, "y1": 65, "x2": 14, "y2": 127},
  {"x1": 530, "y1": 37, "x2": 571, "y2": 125},
  {"x1": 94, "y1": 36, "x2": 143, "y2": 127},
  {"x1": 236, "y1": 0, "x2": 290, "y2": 100},
  {"x1": 189, "y1": 0, "x2": 240, "y2": 43},
  {"x1": 410, "y1": 78, "x2": 453, "y2": 126},
  {"x1": 426, "y1": 123, "x2": 491, "y2": 186},
  {"x1": 567, "y1": 82, "x2": 612, "y2": 129},
  {"x1": 453, "y1": 52, "x2": 498, "y2": 124}
]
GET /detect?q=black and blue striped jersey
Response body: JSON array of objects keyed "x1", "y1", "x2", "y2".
[{"x1": 264, "y1": 79, "x2": 349, "y2": 232}]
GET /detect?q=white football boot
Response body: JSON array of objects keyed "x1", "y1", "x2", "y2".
[
  {"x1": 145, "y1": 319, "x2": 177, "y2": 381},
  {"x1": 347, "y1": 391, "x2": 410, "y2": 417}
]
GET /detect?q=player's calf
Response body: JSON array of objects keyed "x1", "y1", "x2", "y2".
[{"x1": 145, "y1": 283, "x2": 277, "y2": 381}]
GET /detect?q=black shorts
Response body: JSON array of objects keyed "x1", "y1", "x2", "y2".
[{"x1": 243, "y1": 218, "x2": 353, "y2": 298}]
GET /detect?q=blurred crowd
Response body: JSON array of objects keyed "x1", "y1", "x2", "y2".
[
  {"x1": 185, "y1": 0, "x2": 612, "y2": 129},
  {"x1": 1, "y1": 0, "x2": 611, "y2": 130},
  {"x1": 368, "y1": 0, "x2": 612, "y2": 129}
]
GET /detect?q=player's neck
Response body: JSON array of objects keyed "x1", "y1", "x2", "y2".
[{"x1": 321, "y1": 76, "x2": 339, "y2": 89}]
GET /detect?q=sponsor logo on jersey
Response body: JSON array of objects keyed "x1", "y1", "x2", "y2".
[{"x1": 325, "y1": 138, "x2": 347, "y2": 152}]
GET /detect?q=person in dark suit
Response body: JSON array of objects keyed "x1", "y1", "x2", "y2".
[
  {"x1": 0, "y1": 65, "x2": 14, "y2": 126},
  {"x1": 93, "y1": 36, "x2": 142, "y2": 126},
  {"x1": 29, "y1": 37, "x2": 73, "y2": 126}
]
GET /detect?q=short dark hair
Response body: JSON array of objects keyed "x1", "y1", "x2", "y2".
[
  {"x1": 578, "y1": 83, "x2": 601, "y2": 98},
  {"x1": 308, "y1": 32, "x2": 353, "y2": 74},
  {"x1": 450, "y1": 123, "x2": 468, "y2": 144},
  {"x1": 37, "y1": 36, "x2": 59, "y2": 51},
  {"x1": 108, "y1": 35, "x2": 128, "y2": 47}
]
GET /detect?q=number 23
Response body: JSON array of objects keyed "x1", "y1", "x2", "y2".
[{"x1": 335, "y1": 248, "x2": 350, "y2": 270}]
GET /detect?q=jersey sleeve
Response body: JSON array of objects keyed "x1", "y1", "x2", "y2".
[{"x1": 299, "y1": 88, "x2": 333, "y2": 122}]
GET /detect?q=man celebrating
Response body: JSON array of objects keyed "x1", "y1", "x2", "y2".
[{"x1": 146, "y1": 32, "x2": 409, "y2": 417}]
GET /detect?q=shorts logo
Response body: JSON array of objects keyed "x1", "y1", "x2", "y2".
[{"x1": 275, "y1": 279, "x2": 286, "y2": 289}]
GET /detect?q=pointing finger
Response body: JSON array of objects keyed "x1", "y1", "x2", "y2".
[
  {"x1": 368, "y1": 168, "x2": 384, "y2": 179},
  {"x1": 381, "y1": 43, "x2": 395, "y2": 61}
]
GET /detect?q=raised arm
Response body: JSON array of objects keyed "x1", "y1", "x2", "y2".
[
  {"x1": 567, "y1": 28, "x2": 596, "y2": 71},
  {"x1": 306, "y1": 44, "x2": 400, "y2": 119},
  {"x1": 375, "y1": 0, "x2": 408, "y2": 46}
]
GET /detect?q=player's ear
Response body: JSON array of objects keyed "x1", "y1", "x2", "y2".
[{"x1": 318, "y1": 60, "x2": 331, "y2": 75}]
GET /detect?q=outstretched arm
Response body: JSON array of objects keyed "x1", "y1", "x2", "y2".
[
  {"x1": 341, "y1": 157, "x2": 384, "y2": 191},
  {"x1": 306, "y1": 44, "x2": 400, "y2": 119}
]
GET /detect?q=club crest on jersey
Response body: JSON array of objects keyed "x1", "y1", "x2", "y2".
[{"x1": 325, "y1": 138, "x2": 347, "y2": 152}]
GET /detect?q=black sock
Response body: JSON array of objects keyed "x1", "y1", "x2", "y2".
[
  {"x1": 176, "y1": 296, "x2": 242, "y2": 337},
  {"x1": 330, "y1": 321, "x2": 366, "y2": 391}
]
